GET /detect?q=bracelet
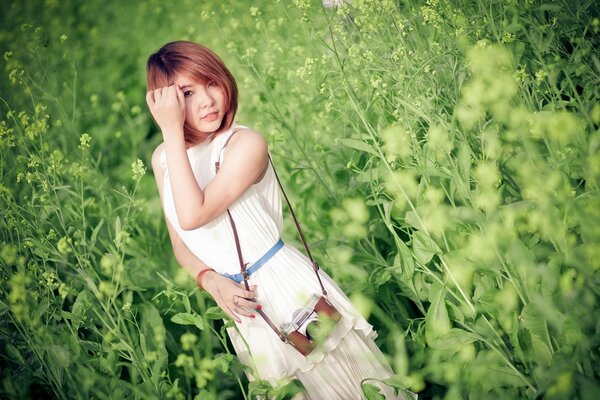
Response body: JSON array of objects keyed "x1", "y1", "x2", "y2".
[{"x1": 196, "y1": 268, "x2": 215, "y2": 290}]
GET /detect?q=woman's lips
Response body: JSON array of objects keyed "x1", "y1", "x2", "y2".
[{"x1": 202, "y1": 112, "x2": 218, "y2": 122}]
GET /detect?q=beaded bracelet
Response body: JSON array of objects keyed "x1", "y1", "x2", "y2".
[{"x1": 196, "y1": 268, "x2": 215, "y2": 290}]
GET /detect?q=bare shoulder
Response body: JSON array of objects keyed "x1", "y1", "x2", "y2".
[
  {"x1": 151, "y1": 142, "x2": 166, "y2": 172},
  {"x1": 228, "y1": 127, "x2": 267, "y2": 154}
]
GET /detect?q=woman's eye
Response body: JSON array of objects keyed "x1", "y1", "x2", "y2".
[{"x1": 183, "y1": 90, "x2": 192, "y2": 97}]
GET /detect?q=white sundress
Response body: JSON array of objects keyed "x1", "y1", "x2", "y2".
[{"x1": 160, "y1": 122, "x2": 414, "y2": 399}]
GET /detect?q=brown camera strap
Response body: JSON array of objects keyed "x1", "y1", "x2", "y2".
[
  {"x1": 215, "y1": 126, "x2": 328, "y2": 343},
  {"x1": 267, "y1": 154, "x2": 328, "y2": 297}
]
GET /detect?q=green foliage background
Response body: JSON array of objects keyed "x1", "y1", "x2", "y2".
[{"x1": 1, "y1": 0, "x2": 599, "y2": 399}]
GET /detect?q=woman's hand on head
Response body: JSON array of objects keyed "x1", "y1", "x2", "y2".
[
  {"x1": 202, "y1": 272, "x2": 259, "y2": 323},
  {"x1": 146, "y1": 85, "x2": 186, "y2": 138}
]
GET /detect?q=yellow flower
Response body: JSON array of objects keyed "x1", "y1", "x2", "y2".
[
  {"x1": 79, "y1": 133, "x2": 91, "y2": 149},
  {"x1": 57, "y1": 236, "x2": 72, "y2": 254},
  {"x1": 180, "y1": 332, "x2": 198, "y2": 351},
  {"x1": 130, "y1": 159, "x2": 146, "y2": 180}
]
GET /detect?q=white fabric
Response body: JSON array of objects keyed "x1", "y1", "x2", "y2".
[{"x1": 160, "y1": 122, "x2": 414, "y2": 399}]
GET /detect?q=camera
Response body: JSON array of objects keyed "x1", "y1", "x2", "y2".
[{"x1": 280, "y1": 294, "x2": 342, "y2": 356}]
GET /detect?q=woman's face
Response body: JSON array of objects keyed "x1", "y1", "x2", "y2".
[{"x1": 173, "y1": 72, "x2": 226, "y2": 135}]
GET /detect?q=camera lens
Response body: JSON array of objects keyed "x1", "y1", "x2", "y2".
[{"x1": 305, "y1": 320, "x2": 320, "y2": 340}]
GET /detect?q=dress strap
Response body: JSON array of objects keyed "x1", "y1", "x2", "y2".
[{"x1": 215, "y1": 124, "x2": 248, "y2": 173}]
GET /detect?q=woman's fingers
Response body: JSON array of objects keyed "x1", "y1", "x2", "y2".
[
  {"x1": 214, "y1": 296, "x2": 241, "y2": 323},
  {"x1": 214, "y1": 296, "x2": 256, "y2": 323},
  {"x1": 175, "y1": 84, "x2": 184, "y2": 107},
  {"x1": 154, "y1": 87, "x2": 164, "y2": 104},
  {"x1": 221, "y1": 300, "x2": 253, "y2": 322},
  {"x1": 239, "y1": 289, "x2": 257, "y2": 302},
  {"x1": 223, "y1": 304, "x2": 241, "y2": 323},
  {"x1": 146, "y1": 85, "x2": 178, "y2": 107},
  {"x1": 230, "y1": 290, "x2": 257, "y2": 314},
  {"x1": 236, "y1": 296, "x2": 259, "y2": 310},
  {"x1": 208, "y1": 277, "x2": 261, "y2": 323},
  {"x1": 236, "y1": 284, "x2": 257, "y2": 298},
  {"x1": 226, "y1": 294, "x2": 257, "y2": 320},
  {"x1": 145, "y1": 85, "x2": 186, "y2": 133},
  {"x1": 145, "y1": 90, "x2": 154, "y2": 107},
  {"x1": 231, "y1": 302, "x2": 256, "y2": 318},
  {"x1": 167, "y1": 85, "x2": 180, "y2": 104}
]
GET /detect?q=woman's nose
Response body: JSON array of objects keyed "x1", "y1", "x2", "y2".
[{"x1": 195, "y1": 88, "x2": 213, "y2": 108}]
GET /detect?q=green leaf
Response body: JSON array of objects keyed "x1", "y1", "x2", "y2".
[
  {"x1": 273, "y1": 379, "x2": 306, "y2": 400},
  {"x1": 447, "y1": 300, "x2": 465, "y2": 324},
  {"x1": 205, "y1": 306, "x2": 226, "y2": 320},
  {"x1": 193, "y1": 390, "x2": 214, "y2": 400},
  {"x1": 428, "y1": 328, "x2": 479, "y2": 349},
  {"x1": 214, "y1": 353, "x2": 235, "y2": 373},
  {"x1": 111, "y1": 341, "x2": 130, "y2": 352},
  {"x1": 412, "y1": 231, "x2": 441, "y2": 265},
  {"x1": 396, "y1": 277, "x2": 425, "y2": 314},
  {"x1": 361, "y1": 383, "x2": 386, "y2": 400},
  {"x1": 248, "y1": 379, "x2": 273, "y2": 396},
  {"x1": 139, "y1": 332, "x2": 148, "y2": 357},
  {"x1": 141, "y1": 303, "x2": 166, "y2": 347},
  {"x1": 520, "y1": 302, "x2": 553, "y2": 365},
  {"x1": 393, "y1": 236, "x2": 415, "y2": 279},
  {"x1": 139, "y1": 303, "x2": 168, "y2": 380},
  {"x1": 182, "y1": 295, "x2": 191, "y2": 314},
  {"x1": 455, "y1": 141, "x2": 472, "y2": 201},
  {"x1": 90, "y1": 218, "x2": 105, "y2": 245},
  {"x1": 404, "y1": 211, "x2": 422, "y2": 231},
  {"x1": 425, "y1": 285, "x2": 451, "y2": 344},
  {"x1": 468, "y1": 350, "x2": 530, "y2": 390},
  {"x1": 115, "y1": 216, "x2": 122, "y2": 238},
  {"x1": 171, "y1": 312, "x2": 205, "y2": 331},
  {"x1": 508, "y1": 313, "x2": 528, "y2": 365},
  {"x1": 339, "y1": 138, "x2": 378, "y2": 155},
  {"x1": 5, "y1": 343, "x2": 26, "y2": 366},
  {"x1": 77, "y1": 269, "x2": 100, "y2": 298},
  {"x1": 383, "y1": 376, "x2": 416, "y2": 398},
  {"x1": 47, "y1": 344, "x2": 71, "y2": 368},
  {"x1": 383, "y1": 375, "x2": 407, "y2": 390},
  {"x1": 71, "y1": 288, "x2": 94, "y2": 329},
  {"x1": 371, "y1": 267, "x2": 392, "y2": 286}
]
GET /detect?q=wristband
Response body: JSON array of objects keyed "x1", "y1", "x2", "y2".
[{"x1": 196, "y1": 268, "x2": 215, "y2": 290}]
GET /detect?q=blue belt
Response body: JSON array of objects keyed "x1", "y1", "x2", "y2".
[{"x1": 223, "y1": 239, "x2": 284, "y2": 283}]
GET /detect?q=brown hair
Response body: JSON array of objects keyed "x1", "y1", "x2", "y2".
[{"x1": 146, "y1": 41, "x2": 238, "y2": 146}]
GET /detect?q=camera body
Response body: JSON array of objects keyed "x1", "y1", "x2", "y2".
[{"x1": 280, "y1": 294, "x2": 342, "y2": 356}]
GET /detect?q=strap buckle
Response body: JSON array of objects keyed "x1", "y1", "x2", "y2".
[{"x1": 241, "y1": 264, "x2": 249, "y2": 281}]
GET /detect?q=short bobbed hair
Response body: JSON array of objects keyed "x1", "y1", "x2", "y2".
[{"x1": 146, "y1": 41, "x2": 238, "y2": 146}]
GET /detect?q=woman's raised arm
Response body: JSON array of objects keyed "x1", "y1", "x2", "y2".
[{"x1": 162, "y1": 127, "x2": 268, "y2": 230}]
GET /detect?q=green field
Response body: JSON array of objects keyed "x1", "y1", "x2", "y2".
[{"x1": 1, "y1": 0, "x2": 599, "y2": 399}]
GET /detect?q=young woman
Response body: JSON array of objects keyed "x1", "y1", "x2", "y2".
[{"x1": 146, "y1": 40, "x2": 413, "y2": 399}]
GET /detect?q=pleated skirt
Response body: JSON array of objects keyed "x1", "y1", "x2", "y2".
[{"x1": 225, "y1": 245, "x2": 416, "y2": 399}]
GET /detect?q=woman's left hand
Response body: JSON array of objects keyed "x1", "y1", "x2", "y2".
[
  {"x1": 202, "y1": 272, "x2": 259, "y2": 323},
  {"x1": 146, "y1": 85, "x2": 186, "y2": 138}
]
